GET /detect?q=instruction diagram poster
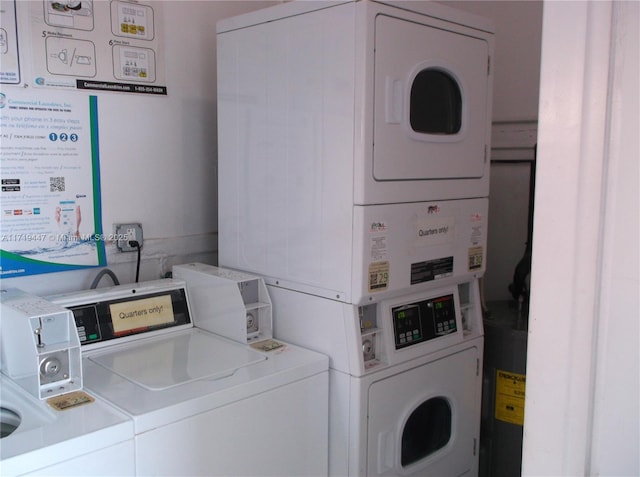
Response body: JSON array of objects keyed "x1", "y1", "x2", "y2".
[
  {"x1": 0, "y1": 89, "x2": 106, "y2": 277},
  {"x1": 18, "y1": 0, "x2": 166, "y2": 94},
  {"x1": 0, "y1": 0, "x2": 21, "y2": 84}
]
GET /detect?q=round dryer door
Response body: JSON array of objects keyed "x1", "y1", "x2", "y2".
[
  {"x1": 366, "y1": 344, "x2": 482, "y2": 476},
  {"x1": 401, "y1": 396, "x2": 452, "y2": 467}
]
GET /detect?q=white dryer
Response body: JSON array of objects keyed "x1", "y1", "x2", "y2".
[
  {"x1": 48, "y1": 279, "x2": 329, "y2": 477},
  {"x1": 217, "y1": 0, "x2": 494, "y2": 304},
  {"x1": 268, "y1": 278, "x2": 484, "y2": 476}
]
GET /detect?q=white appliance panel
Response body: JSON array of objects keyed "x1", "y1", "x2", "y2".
[
  {"x1": 217, "y1": 2, "x2": 355, "y2": 300},
  {"x1": 135, "y1": 373, "x2": 328, "y2": 476},
  {"x1": 367, "y1": 346, "x2": 481, "y2": 476},
  {"x1": 16, "y1": 441, "x2": 134, "y2": 477},
  {"x1": 269, "y1": 280, "x2": 483, "y2": 377},
  {"x1": 223, "y1": 196, "x2": 488, "y2": 306},
  {"x1": 352, "y1": 198, "x2": 488, "y2": 304},
  {"x1": 373, "y1": 14, "x2": 491, "y2": 181}
]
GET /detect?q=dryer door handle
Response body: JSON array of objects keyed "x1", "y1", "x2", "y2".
[
  {"x1": 377, "y1": 430, "x2": 395, "y2": 474},
  {"x1": 385, "y1": 77, "x2": 404, "y2": 124}
]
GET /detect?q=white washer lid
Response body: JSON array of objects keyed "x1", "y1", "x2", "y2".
[{"x1": 88, "y1": 329, "x2": 266, "y2": 391}]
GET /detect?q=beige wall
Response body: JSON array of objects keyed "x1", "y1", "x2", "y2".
[{"x1": 440, "y1": 1, "x2": 543, "y2": 122}]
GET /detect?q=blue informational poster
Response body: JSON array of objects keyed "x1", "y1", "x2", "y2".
[{"x1": 0, "y1": 90, "x2": 106, "y2": 277}]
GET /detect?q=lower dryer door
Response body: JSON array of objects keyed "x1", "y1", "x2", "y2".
[{"x1": 367, "y1": 345, "x2": 481, "y2": 476}]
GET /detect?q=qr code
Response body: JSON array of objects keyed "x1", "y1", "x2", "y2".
[{"x1": 50, "y1": 176, "x2": 65, "y2": 192}]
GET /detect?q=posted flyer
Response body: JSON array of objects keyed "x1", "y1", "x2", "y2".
[{"x1": 0, "y1": 89, "x2": 106, "y2": 277}]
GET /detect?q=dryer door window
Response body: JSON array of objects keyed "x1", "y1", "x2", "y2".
[
  {"x1": 373, "y1": 14, "x2": 491, "y2": 181},
  {"x1": 410, "y1": 69, "x2": 462, "y2": 135},
  {"x1": 401, "y1": 396, "x2": 452, "y2": 466}
]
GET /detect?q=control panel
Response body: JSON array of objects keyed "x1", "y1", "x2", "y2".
[
  {"x1": 392, "y1": 294, "x2": 457, "y2": 350},
  {"x1": 66, "y1": 287, "x2": 191, "y2": 346},
  {"x1": 349, "y1": 281, "x2": 482, "y2": 376}
]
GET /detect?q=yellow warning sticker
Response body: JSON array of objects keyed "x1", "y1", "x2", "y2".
[{"x1": 495, "y1": 369, "x2": 526, "y2": 426}]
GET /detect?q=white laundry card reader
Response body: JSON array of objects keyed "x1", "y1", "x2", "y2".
[
  {"x1": 0, "y1": 288, "x2": 82, "y2": 400},
  {"x1": 173, "y1": 262, "x2": 273, "y2": 344}
]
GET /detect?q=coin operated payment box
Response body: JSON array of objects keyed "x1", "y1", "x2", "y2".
[
  {"x1": 0, "y1": 288, "x2": 82, "y2": 400},
  {"x1": 173, "y1": 263, "x2": 273, "y2": 344}
]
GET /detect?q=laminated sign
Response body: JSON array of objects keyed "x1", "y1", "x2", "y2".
[{"x1": 495, "y1": 369, "x2": 526, "y2": 426}]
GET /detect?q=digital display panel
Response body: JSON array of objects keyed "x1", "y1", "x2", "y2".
[
  {"x1": 392, "y1": 293, "x2": 457, "y2": 350},
  {"x1": 393, "y1": 304, "x2": 423, "y2": 348}
]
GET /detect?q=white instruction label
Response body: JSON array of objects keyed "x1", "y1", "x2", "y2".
[{"x1": 370, "y1": 235, "x2": 388, "y2": 261}]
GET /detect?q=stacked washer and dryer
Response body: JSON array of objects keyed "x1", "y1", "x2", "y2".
[{"x1": 217, "y1": 1, "x2": 494, "y2": 476}]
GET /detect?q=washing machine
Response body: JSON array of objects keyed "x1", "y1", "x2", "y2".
[
  {"x1": 0, "y1": 288, "x2": 135, "y2": 477},
  {"x1": 48, "y1": 278, "x2": 329, "y2": 477},
  {"x1": 217, "y1": 0, "x2": 494, "y2": 304},
  {"x1": 0, "y1": 375, "x2": 134, "y2": 477}
]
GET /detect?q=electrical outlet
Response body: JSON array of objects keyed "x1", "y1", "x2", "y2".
[{"x1": 115, "y1": 223, "x2": 143, "y2": 252}]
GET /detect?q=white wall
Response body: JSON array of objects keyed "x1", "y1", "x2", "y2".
[
  {"x1": 523, "y1": 1, "x2": 639, "y2": 474},
  {"x1": 1, "y1": 1, "x2": 279, "y2": 295},
  {"x1": 440, "y1": 0, "x2": 542, "y2": 122},
  {"x1": 589, "y1": 4, "x2": 640, "y2": 472}
]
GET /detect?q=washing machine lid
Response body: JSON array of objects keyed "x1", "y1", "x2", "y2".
[
  {"x1": 80, "y1": 330, "x2": 328, "y2": 434},
  {"x1": 88, "y1": 329, "x2": 266, "y2": 391}
]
